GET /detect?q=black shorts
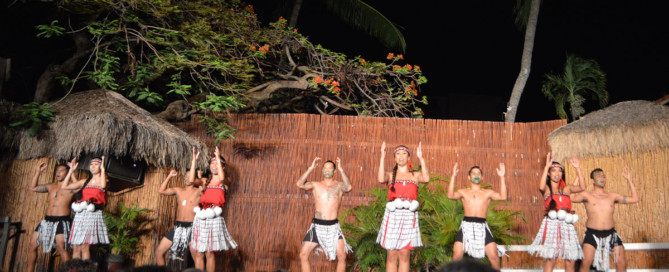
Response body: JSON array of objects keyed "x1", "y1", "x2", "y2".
[
  {"x1": 34, "y1": 216, "x2": 71, "y2": 234},
  {"x1": 583, "y1": 228, "x2": 623, "y2": 248},
  {"x1": 164, "y1": 221, "x2": 193, "y2": 241},
  {"x1": 303, "y1": 218, "x2": 344, "y2": 244},
  {"x1": 455, "y1": 217, "x2": 495, "y2": 245}
]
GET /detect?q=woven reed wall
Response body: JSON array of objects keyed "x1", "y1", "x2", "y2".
[
  {"x1": 6, "y1": 114, "x2": 663, "y2": 271},
  {"x1": 175, "y1": 114, "x2": 565, "y2": 271}
]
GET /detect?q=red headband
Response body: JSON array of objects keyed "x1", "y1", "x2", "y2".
[
  {"x1": 550, "y1": 163, "x2": 563, "y2": 169},
  {"x1": 91, "y1": 158, "x2": 102, "y2": 163},
  {"x1": 394, "y1": 146, "x2": 410, "y2": 156}
]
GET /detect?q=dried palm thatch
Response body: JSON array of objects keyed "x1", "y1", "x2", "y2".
[
  {"x1": 1, "y1": 89, "x2": 208, "y2": 169},
  {"x1": 548, "y1": 100, "x2": 669, "y2": 162}
]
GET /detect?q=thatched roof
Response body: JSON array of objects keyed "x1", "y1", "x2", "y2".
[
  {"x1": 1, "y1": 90, "x2": 209, "y2": 170},
  {"x1": 548, "y1": 100, "x2": 669, "y2": 161}
]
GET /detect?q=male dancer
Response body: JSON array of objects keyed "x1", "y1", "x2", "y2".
[
  {"x1": 297, "y1": 157, "x2": 353, "y2": 272},
  {"x1": 155, "y1": 147, "x2": 202, "y2": 265},
  {"x1": 27, "y1": 161, "x2": 76, "y2": 271},
  {"x1": 572, "y1": 167, "x2": 639, "y2": 272},
  {"x1": 447, "y1": 163, "x2": 507, "y2": 271}
]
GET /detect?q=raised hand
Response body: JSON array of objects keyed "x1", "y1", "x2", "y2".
[
  {"x1": 39, "y1": 162, "x2": 47, "y2": 172},
  {"x1": 452, "y1": 162, "x2": 459, "y2": 176},
  {"x1": 192, "y1": 146, "x2": 200, "y2": 159},
  {"x1": 496, "y1": 163, "x2": 506, "y2": 177},
  {"x1": 168, "y1": 169, "x2": 178, "y2": 178},
  {"x1": 545, "y1": 152, "x2": 552, "y2": 167},
  {"x1": 381, "y1": 141, "x2": 386, "y2": 156},
  {"x1": 100, "y1": 156, "x2": 106, "y2": 171},
  {"x1": 214, "y1": 146, "x2": 220, "y2": 158},
  {"x1": 310, "y1": 157, "x2": 321, "y2": 169},
  {"x1": 416, "y1": 142, "x2": 424, "y2": 160},
  {"x1": 336, "y1": 157, "x2": 343, "y2": 172},
  {"x1": 622, "y1": 166, "x2": 631, "y2": 181},
  {"x1": 570, "y1": 154, "x2": 581, "y2": 169}
]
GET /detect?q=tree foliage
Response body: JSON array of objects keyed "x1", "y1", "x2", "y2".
[
  {"x1": 341, "y1": 176, "x2": 526, "y2": 271},
  {"x1": 27, "y1": 0, "x2": 427, "y2": 141},
  {"x1": 541, "y1": 54, "x2": 608, "y2": 121}
]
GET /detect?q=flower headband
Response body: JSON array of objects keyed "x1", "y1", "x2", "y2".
[
  {"x1": 394, "y1": 146, "x2": 410, "y2": 156},
  {"x1": 91, "y1": 158, "x2": 102, "y2": 163},
  {"x1": 550, "y1": 163, "x2": 563, "y2": 169}
]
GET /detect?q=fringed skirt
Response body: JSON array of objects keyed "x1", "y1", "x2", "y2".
[
  {"x1": 583, "y1": 228, "x2": 623, "y2": 271},
  {"x1": 528, "y1": 217, "x2": 583, "y2": 260},
  {"x1": 376, "y1": 208, "x2": 422, "y2": 250},
  {"x1": 69, "y1": 210, "x2": 109, "y2": 245},
  {"x1": 166, "y1": 221, "x2": 193, "y2": 260},
  {"x1": 457, "y1": 217, "x2": 505, "y2": 259},
  {"x1": 191, "y1": 215, "x2": 237, "y2": 252},
  {"x1": 36, "y1": 216, "x2": 71, "y2": 253},
  {"x1": 303, "y1": 218, "x2": 352, "y2": 261}
]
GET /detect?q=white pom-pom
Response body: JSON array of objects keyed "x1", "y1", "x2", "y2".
[
  {"x1": 204, "y1": 208, "x2": 216, "y2": 219},
  {"x1": 386, "y1": 202, "x2": 396, "y2": 212},
  {"x1": 572, "y1": 214, "x2": 579, "y2": 224},
  {"x1": 409, "y1": 200, "x2": 420, "y2": 212},
  {"x1": 393, "y1": 198, "x2": 403, "y2": 207},
  {"x1": 401, "y1": 200, "x2": 410, "y2": 209},
  {"x1": 86, "y1": 203, "x2": 95, "y2": 212},
  {"x1": 548, "y1": 210, "x2": 557, "y2": 219},
  {"x1": 557, "y1": 210, "x2": 567, "y2": 220},
  {"x1": 71, "y1": 202, "x2": 82, "y2": 212},
  {"x1": 193, "y1": 207, "x2": 201, "y2": 213},
  {"x1": 214, "y1": 206, "x2": 223, "y2": 216},
  {"x1": 196, "y1": 210, "x2": 206, "y2": 219},
  {"x1": 564, "y1": 213, "x2": 574, "y2": 224}
]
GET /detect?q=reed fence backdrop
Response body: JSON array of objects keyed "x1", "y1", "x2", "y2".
[{"x1": 1, "y1": 113, "x2": 666, "y2": 271}]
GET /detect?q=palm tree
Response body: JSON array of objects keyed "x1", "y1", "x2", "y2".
[
  {"x1": 286, "y1": 0, "x2": 406, "y2": 53},
  {"x1": 541, "y1": 54, "x2": 608, "y2": 121},
  {"x1": 505, "y1": 0, "x2": 541, "y2": 123}
]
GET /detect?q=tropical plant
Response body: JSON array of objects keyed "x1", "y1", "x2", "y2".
[
  {"x1": 104, "y1": 203, "x2": 152, "y2": 256},
  {"x1": 505, "y1": 0, "x2": 541, "y2": 123},
  {"x1": 341, "y1": 176, "x2": 526, "y2": 271},
  {"x1": 16, "y1": 0, "x2": 426, "y2": 141},
  {"x1": 541, "y1": 54, "x2": 608, "y2": 121},
  {"x1": 285, "y1": 0, "x2": 407, "y2": 52}
]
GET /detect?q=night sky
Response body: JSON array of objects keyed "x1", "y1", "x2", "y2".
[{"x1": 251, "y1": 1, "x2": 669, "y2": 122}]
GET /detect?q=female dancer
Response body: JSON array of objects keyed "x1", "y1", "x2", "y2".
[
  {"x1": 376, "y1": 142, "x2": 429, "y2": 272},
  {"x1": 528, "y1": 153, "x2": 585, "y2": 271}
]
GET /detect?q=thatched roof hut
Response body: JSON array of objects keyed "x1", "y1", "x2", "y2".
[
  {"x1": 548, "y1": 100, "x2": 669, "y2": 162},
  {"x1": 1, "y1": 89, "x2": 209, "y2": 169}
]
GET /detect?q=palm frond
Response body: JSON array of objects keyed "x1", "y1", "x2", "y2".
[{"x1": 322, "y1": 0, "x2": 406, "y2": 52}]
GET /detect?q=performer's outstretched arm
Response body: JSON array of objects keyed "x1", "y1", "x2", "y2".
[
  {"x1": 539, "y1": 152, "x2": 551, "y2": 193},
  {"x1": 416, "y1": 142, "x2": 430, "y2": 183},
  {"x1": 29, "y1": 162, "x2": 49, "y2": 193},
  {"x1": 447, "y1": 163, "x2": 462, "y2": 200},
  {"x1": 296, "y1": 157, "x2": 319, "y2": 190},
  {"x1": 62, "y1": 158, "x2": 85, "y2": 190},
  {"x1": 377, "y1": 141, "x2": 389, "y2": 183},
  {"x1": 187, "y1": 147, "x2": 199, "y2": 185},
  {"x1": 158, "y1": 170, "x2": 178, "y2": 196},
  {"x1": 337, "y1": 157, "x2": 352, "y2": 192},
  {"x1": 568, "y1": 154, "x2": 586, "y2": 193},
  {"x1": 213, "y1": 146, "x2": 225, "y2": 182},
  {"x1": 616, "y1": 166, "x2": 639, "y2": 204},
  {"x1": 99, "y1": 156, "x2": 108, "y2": 189},
  {"x1": 490, "y1": 163, "x2": 507, "y2": 201}
]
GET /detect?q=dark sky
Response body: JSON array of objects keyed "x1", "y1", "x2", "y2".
[{"x1": 251, "y1": 1, "x2": 669, "y2": 122}]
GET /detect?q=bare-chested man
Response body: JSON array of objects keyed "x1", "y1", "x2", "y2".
[
  {"x1": 448, "y1": 163, "x2": 506, "y2": 271},
  {"x1": 155, "y1": 148, "x2": 203, "y2": 266},
  {"x1": 27, "y1": 162, "x2": 77, "y2": 271},
  {"x1": 297, "y1": 157, "x2": 353, "y2": 272},
  {"x1": 571, "y1": 167, "x2": 639, "y2": 272}
]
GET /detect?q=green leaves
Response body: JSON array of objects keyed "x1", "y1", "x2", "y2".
[
  {"x1": 104, "y1": 203, "x2": 152, "y2": 256},
  {"x1": 9, "y1": 102, "x2": 55, "y2": 136},
  {"x1": 35, "y1": 20, "x2": 66, "y2": 38}
]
